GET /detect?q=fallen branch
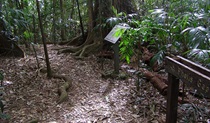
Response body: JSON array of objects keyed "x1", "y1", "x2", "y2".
[
  {"x1": 142, "y1": 69, "x2": 168, "y2": 95},
  {"x1": 140, "y1": 68, "x2": 189, "y2": 103}
]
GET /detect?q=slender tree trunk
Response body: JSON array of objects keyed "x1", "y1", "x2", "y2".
[
  {"x1": 162, "y1": 0, "x2": 165, "y2": 6},
  {"x1": 69, "y1": 0, "x2": 76, "y2": 36},
  {"x1": 0, "y1": 1, "x2": 2, "y2": 14},
  {"x1": 21, "y1": 0, "x2": 24, "y2": 9},
  {"x1": 36, "y1": 0, "x2": 52, "y2": 78},
  {"x1": 15, "y1": 0, "x2": 21, "y2": 9},
  {"x1": 0, "y1": 1, "x2": 3, "y2": 31},
  {"x1": 76, "y1": 0, "x2": 85, "y2": 40},
  {"x1": 60, "y1": 0, "x2": 66, "y2": 41},
  {"x1": 0, "y1": 1, "x2": 1, "y2": 9},
  {"x1": 70, "y1": 0, "x2": 75, "y2": 18},
  {"x1": 52, "y1": 0, "x2": 56, "y2": 43},
  {"x1": 33, "y1": 14, "x2": 37, "y2": 44},
  {"x1": 93, "y1": 0, "x2": 99, "y2": 26}
]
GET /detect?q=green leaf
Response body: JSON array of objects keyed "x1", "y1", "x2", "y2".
[
  {"x1": 189, "y1": 49, "x2": 210, "y2": 59},
  {"x1": 148, "y1": 9, "x2": 154, "y2": 13},
  {"x1": 106, "y1": 17, "x2": 121, "y2": 27},
  {"x1": 150, "y1": 50, "x2": 165, "y2": 66},
  {"x1": 126, "y1": 55, "x2": 130, "y2": 64},
  {"x1": 181, "y1": 27, "x2": 193, "y2": 34},
  {"x1": 0, "y1": 72, "x2": 3, "y2": 81},
  {"x1": 112, "y1": 6, "x2": 118, "y2": 16},
  {"x1": 151, "y1": 9, "x2": 165, "y2": 14}
]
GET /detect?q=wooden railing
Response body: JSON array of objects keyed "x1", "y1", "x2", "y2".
[{"x1": 165, "y1": 56, "x2": 210, "y2": 123}]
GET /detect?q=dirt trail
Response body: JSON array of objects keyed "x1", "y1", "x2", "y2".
[{"x1": 0, "y1": 45, "x2": 139, "y2": 123}]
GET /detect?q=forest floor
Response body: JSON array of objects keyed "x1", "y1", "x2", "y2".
[{"x1": 0, "y1": 45, "x2": 209, "y2": 123}]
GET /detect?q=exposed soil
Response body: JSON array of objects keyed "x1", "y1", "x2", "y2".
[{"x1": 0, "y1": 45, "x2": 209, "y2": 123}]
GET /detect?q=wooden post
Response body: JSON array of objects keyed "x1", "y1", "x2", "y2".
[
  {"x1": 113, "y1": 41, "x2": 120, "y2": 74},
  {"x1": 166, "y1": 73, "x2": 179, "y2": 123},
  {"x1": 104, "y1": 25, "x2": 129, "y2": 74}
]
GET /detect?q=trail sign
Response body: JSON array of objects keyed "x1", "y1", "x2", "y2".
[
  {"x1": 104, "y1": 24, "x2": 129, "y2": 44},
  {"x1": 104, "y1": 24, "x2": 129, "y2": 74},
  {"x1": 165, "y1": 56, "x2": 210, "y2": 123}
]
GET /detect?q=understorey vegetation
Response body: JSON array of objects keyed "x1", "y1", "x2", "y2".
[{"x1": 115, "y1": 0, "x2": 210, "y2": 69}]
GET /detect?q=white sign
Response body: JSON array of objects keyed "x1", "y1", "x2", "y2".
[{"x1": 104, "y1": 25, "x2": 129, "y2": 44}]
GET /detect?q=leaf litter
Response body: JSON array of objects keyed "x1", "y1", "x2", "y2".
[{"x1": 0, "y1": 44, "x2": 209, "y2": 123}]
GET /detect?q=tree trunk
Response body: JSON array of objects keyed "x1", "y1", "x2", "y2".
[
  {"x1": 33, "y1": 14, "x2": 37, "y2": 44},
  {"x1": 52, "y1": 0, "x2": 56, "y2": 43},
  {"x1": 36, "y1": 0, "x2": 52, "y2": 78},
  {"x1": 87, "y1": 0, "x2": 94, "y2": 33},
  {"x1": 0, "y1": 1, "x2": 2, "y2": 10},
  {"x1": 60, "y1": 0, "x2": 66, "y2": 41},
  {"x1": 76, "y1": 0, "x2": 85, "y2": 40},
  {"x1": 0, "y1": 1, "x2": 2, "y2": 31},
  {"x1": 70, "y1": 0, "x2": 75, "y2": 18},
  {"x1": 112, "y1": 0, "x2": 136, "y2": 14},
  {"x1": 59, "y1": 0, "x2": 135, "y2": 58}
]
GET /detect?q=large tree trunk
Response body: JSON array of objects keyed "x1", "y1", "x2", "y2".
[{"x1": 58, "y1": 0, "x2": 135, "y2": 58}]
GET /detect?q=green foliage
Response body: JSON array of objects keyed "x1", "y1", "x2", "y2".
[
  {"x1": 113, "y1": 0, "x2": 210, "y2": 67},
  {"x1": 0, "y1": 72, "x2": 3, "y2": 81},
  {"x1": 119, "y1": 16, "x2": 167, "y2": 64},
  {"x1": 150, "y1": 48, "x2": 165, "y2": 66},
  {"x1": 111, "y1": 6, "x2": 126, "y2": 18},
  {"x1": 106, "y1": 17, "x2": 122, "y2": 27},
  {"x1": 23, "y1": 30, "x2": 33, "y2": 39},
  {"x1": 2, "y1": 8, "x2": 28, "y2": 32},
  {"x1": 0, "y1": 0, "x2": 88, "y2": 42}
]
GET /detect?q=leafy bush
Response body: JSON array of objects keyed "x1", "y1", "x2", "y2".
[{"x1": 109, "y1": 0, "x2": 210, "y2": 67}]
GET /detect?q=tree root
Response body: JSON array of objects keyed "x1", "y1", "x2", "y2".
[
  {"x1": 75, "y1": 41, "x2": 102, "y2": 58},
  {"x1": 51, "y1": 74, "x2": 72, "y2": 104},
  {"x1": 58, "y1": 46, "x2": 79, "y2": 54},
  {"x1": 57, "y1": 30, "x2": 103, "y2": 58},
  {"x1": 59, "y1": 33, "x2": 87, "y2": 46},
  {"x1": 58, "y1": 40, "x2": 102, "y2": 58}
]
